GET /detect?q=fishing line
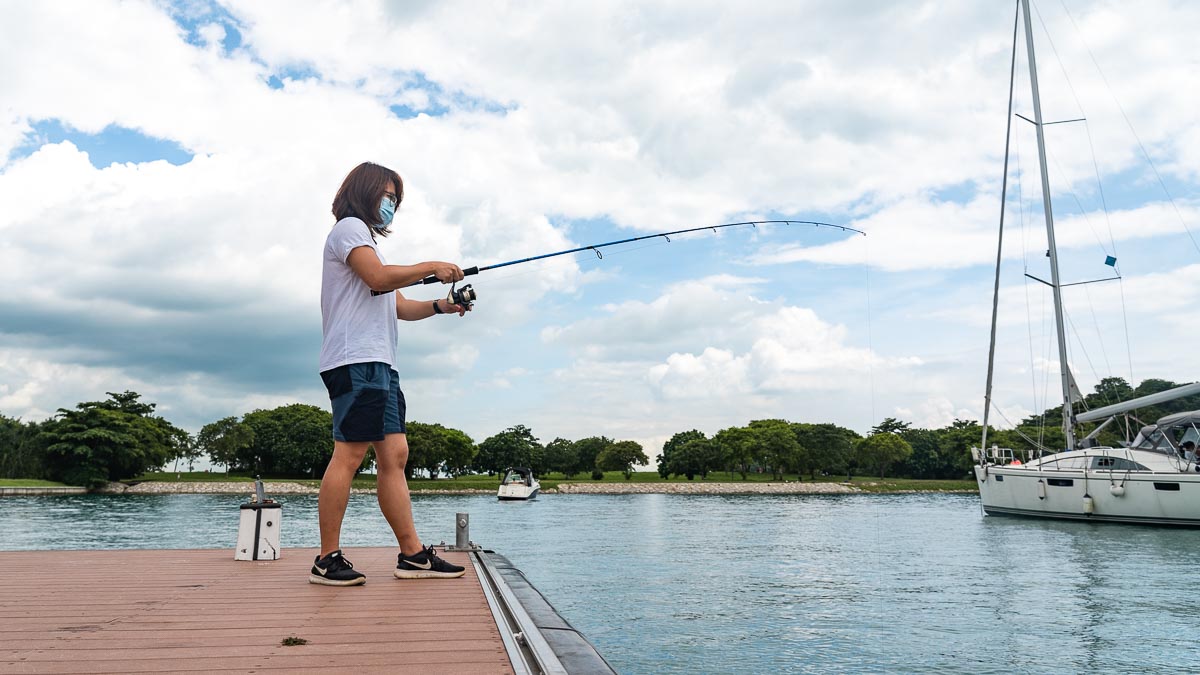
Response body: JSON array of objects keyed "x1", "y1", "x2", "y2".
[{"x1": 864, "y1": 233, "x2": 876, "y2": 429}]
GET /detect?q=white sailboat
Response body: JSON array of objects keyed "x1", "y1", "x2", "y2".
[{"x1": 972, "y1": 0, "x2": 1200, "y2": 526}]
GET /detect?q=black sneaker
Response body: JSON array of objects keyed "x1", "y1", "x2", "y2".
[
  {"x1": 394, "y1": 545, "x2": 466, "y2": 579},
  {"x1": 309, "y1": 550, "x2": 366, "y2": 586}
]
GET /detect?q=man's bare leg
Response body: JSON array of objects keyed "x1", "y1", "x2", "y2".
[
  {"x1": 318, "y1": 440, "x2": 369, "y2": 556},
  {"x1": 374, "y1": 433, "x2": 422, "y2": 555}
]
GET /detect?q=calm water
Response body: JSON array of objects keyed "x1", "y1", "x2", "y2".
[{"x1": 4, "y1": 492, "x2": 1199, "y2": 673}]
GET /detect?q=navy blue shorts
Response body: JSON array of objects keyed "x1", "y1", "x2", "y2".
[{"x1": 320, "y1": 362, "x2": 406, "y2": 442}]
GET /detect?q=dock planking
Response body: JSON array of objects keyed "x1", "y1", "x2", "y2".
[{"x1": 0, "y1": 547, "x2": 514, "y2": 674}]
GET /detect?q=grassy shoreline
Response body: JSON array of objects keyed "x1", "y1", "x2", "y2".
[
  {"x1": 86, "y1": 471, "x2": 979, "y2": 494},
  {"x1": 4, "y1": 473, "x2": 979, "y2": 493},
  {"x1": 0, "y1": 479, "x2": 71, "y2": 488}
]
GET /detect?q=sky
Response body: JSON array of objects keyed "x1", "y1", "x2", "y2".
[{"x1": 1, "y1": 0, "x2": 1198, "y2": 460}]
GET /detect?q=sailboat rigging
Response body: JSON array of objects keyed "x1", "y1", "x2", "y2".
[{"x1": 973, "y1": 0, "x2": 1200, "y2": 526}]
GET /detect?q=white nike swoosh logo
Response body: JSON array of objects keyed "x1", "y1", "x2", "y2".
[
  {"x1": 405, "y1": 559, "x2": 433, "y2": 570},
  {"x1": 316, "y1": 566, "x2": 328, "y2": 576}
]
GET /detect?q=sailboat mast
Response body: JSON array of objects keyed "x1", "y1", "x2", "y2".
[{"x1": 1020, "y1": 0, "x2": 1076, "y2": 450}]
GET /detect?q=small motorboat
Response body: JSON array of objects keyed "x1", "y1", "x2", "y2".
[{"x1": 497, "y1": 467, "x2": 540, "y2": 501}]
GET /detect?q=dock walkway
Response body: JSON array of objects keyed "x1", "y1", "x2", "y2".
[{"x1": 1, "y1": 547, "x2": 515, "y2": 674}]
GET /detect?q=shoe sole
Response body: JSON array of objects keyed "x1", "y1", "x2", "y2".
[
  {"x1": 308, "y1": 574, "x2": 366, "y2": 586},
  {"x1": 394, "y1": 569, "x2": 466, "y2": 579}
]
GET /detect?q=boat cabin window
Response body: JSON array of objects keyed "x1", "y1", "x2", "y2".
[
  {"x1": 1173, "y1": 425, "x2": 1200, "y2": 449},
  {"x1": 1091, "y1": 456, "x2": 1148, "y2": 471},
  {"x1": 1134, "y1": 429, "x2": 1181, "y2": 455},
  {"x1": 504, "y1": 472, "x2": 529, "y2": 486},
  {"x1": 1134, "y1": 429, "x2": 1165, "y2": 450},
  {"x1": 1136, "y1": 424, "x2": 1200, "y2": 452}
]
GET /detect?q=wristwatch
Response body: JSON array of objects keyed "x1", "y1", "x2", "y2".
[{"x1": 432, "y1": 299, "x2": 444, "y2": 314}]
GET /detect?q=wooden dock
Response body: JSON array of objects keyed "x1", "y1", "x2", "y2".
[{"x1": 1, "y1": 547, "x2": 515, "y2": 674}]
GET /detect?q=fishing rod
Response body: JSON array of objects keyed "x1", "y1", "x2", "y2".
[{"x1": 381, "y1": 219, "x2": 865, "y2": 303}]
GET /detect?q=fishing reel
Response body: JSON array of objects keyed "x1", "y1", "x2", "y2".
[{"x1": 448, "y1": 282, "x2": 476, "y2": 309}]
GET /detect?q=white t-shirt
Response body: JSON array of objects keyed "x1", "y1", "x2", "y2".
[{"x1": 319, "y1": 217, "x2": 398, "y2": 372}]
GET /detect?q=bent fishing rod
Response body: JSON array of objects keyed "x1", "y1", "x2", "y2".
[{"x1": 378, "y1": 219, "x2": 865, "y2": 303}]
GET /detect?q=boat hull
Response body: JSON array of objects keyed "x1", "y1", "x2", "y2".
[
  {"x1": 975, "y1": 465, "x2": 1200, "y2": 526},
  {"x1": 497, "y1": 486, "x2": 540, "y2": 501}
]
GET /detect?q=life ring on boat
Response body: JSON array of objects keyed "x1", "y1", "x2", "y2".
[{"x1": 1009, "y1": 459, "x2": 1022, "y2": 466}]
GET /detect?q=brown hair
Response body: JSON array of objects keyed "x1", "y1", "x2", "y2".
[{"x1": 331, "y1": 162, "x2": 404, "y2": 236}]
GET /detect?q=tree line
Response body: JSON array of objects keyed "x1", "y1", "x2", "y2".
[
  {"x1": 0, "y1": 392, "x2": 192, "y2": 488},
  {"x1": 0, "y1": 391, "x2": 652, "y2": 487},
  {"x1": 3, "y1": 377, "x2": 1197, "y2": 488}
]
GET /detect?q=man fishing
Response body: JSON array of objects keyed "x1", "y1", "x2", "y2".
[{"x1": 311, "y1": 161, "x2": 470, "y2": 586}]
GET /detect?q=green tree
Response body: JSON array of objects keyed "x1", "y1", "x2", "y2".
[
  {"x1": 1133, "y1": 378, "x2": 1179, "y2": 398},
  {"x1": 896, "y1": 427, "x2": 942, "y2": 479},
  {"x1": 1089, "y1": 376, "x2": 1135, "y2": 408},
  {"x1": 570, "y1": 436, "x2": 613, "y2": 479},
  {"x1": 0, "y1": 414, "x2": 24, "y2": 477},
  {"x1": 241, "y1": 404, "x2": 339, "y2": 477},
  {"x1": 596, "y1": 439, "x2": 649, "y2": 479},
  {"x1": 657, "y1": 430, "x2": 705, "y2": 479},
  {"x1": 405, "y1": 422, "x2": 442, "y2": 479},
  {"x1": 108, "y1": 391, "x2": 188, "y2": 472},
  {"x1": 677, "y1": 437, "x2": 723, "y2": 479},
  {"x1": 197, "y1": 416, "x2": 255, "y2": 471},
  {"x1": 713, "y1": 426, "x2": 755, "y2": 479},
  {"x1": 1008, "y1": 409, "x2": 1067, "y2": 455},
  {"x1": 167, "y1": 427, "x2": 200, "y2": 472},
  {"x1": 439, "y1": 427, "x2": 477, "y2": 478},
  {"x1": 0, "y1": 415, "x2": 48, "y2": 479},
  {"x1": 871, "y1": 417, "x2": 912, "y2": 435},
  {"x1": 475, "y1": 425, "x2": 541, "y2": 476},
  {"x1": 792, "y1": 422, "x2": 859, "y2": 479},
  {"x1": 405, "y1": 422, "x2": 476, "y2": 479},
  {"x1": 936, "y1": 419, "x2": 982, "y2": 478},
  {"x1": 543, "y1": 437, "x2": 579, "y2": 478},
  {"x1": 40, "y1": 391, "x2": 184, "y2": 488},
  {"x1": 749, "y1": 419, "x2": 800, "y2": 480},
  {"x1": 856, "y1": 432, "x2": 913, "y2": 478}
]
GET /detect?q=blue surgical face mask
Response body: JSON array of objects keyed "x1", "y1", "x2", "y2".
[{"x1": 378, "y1": 195, "x2": 396, "y2": 227}]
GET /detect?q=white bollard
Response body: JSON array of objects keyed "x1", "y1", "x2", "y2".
[{"x1": 235, "y1": 483, "x2": 282, "y2": 561}]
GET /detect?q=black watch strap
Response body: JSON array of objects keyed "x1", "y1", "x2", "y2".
[{"x1": 432, "y1": 300, "x2": 444, "y2": 314}]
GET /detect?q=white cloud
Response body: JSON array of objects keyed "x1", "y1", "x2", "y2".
[
  {"x1": 894, "y1": 397, "x2": 976, "y2": 430},
  {"x1": 647, "y1": 348, "x2": 752, "y2": 399},
  {"x1": 644, "y1": 305, "x2": 922, "y2": 399}
]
